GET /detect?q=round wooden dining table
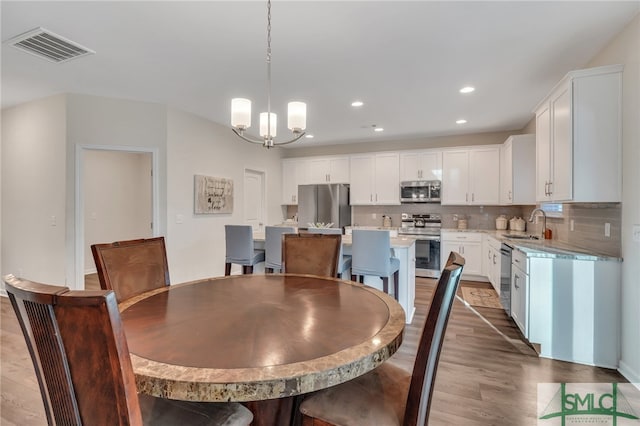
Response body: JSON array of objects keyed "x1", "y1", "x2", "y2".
[{"x1": 119, "y1": 273, "x2": 405, "y2": 425}]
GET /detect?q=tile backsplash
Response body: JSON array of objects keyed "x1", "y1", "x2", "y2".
[
  {"x1": 351, "y1": 204, "x2": 525, "y2": 231},
  {"x1": 286, "y1": 202, "x2": 622, "y2": 258},
  {"x1": 522, "y1": 203, "x2": 621, "y2": 257}
]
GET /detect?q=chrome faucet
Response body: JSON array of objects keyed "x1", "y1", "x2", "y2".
[{"x1": 528, "y1": 208, "x2": 547, "y2": 239}]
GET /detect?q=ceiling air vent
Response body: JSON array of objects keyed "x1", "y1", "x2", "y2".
[{"x1": 7, "y1": 27, "x2": 95, "y2": 63}]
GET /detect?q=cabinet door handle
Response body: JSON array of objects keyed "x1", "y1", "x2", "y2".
[
  {"x1": 548, "y1": 181, "x2": 553, "y2": 196},
  {"x1": 493, "y1": 254, "x2": 496, "y2": 264},
  {"x1": 514, "y1": 274, "x2": 520, "y2": 289},
  {"x1": 466, "y1": 193, "x2": 468, "y2": 202},
  {"x1": 370, "y1": 194, "x2": 373, "y2": 202}
]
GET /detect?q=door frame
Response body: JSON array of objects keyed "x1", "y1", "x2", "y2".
[
  {"x1": 243, "y1": 168, "x2": 266, "y2": 232},
  {"x1": 74, "y1": 144, "x2": 159, "y2": 289}
]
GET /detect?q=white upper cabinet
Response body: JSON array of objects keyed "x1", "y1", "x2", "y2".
[
  {"x1": 307, "y1": 156, "x2": 350, "y2": 184},
  {"x1": 350, "y1": 153, "x2": 400, "y2": 205},
  {"x1": 500, "y1": 134, "x2": 536, "y2": 205},
  {"x1": 534, "y1": 64, "x2": 623, "y2": 203},
  {"x1": 281, "y1": 158, "x2": 308, "y2": 205},
  {"x1": 399, "y1": 151, "x2": 442, "y2": 181},
  {"x1": 441, "y1": 150, "x2": 469, "y2": 204},
  {"x1": 442, "y1": 147, "x2": 500, "y2": 205}
]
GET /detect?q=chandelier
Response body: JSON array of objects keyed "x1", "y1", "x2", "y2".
[{"x1": 231, "y1": 0, "x2": 307, "y2": 148}]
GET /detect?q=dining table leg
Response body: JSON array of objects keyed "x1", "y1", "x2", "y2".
[{"x1": 245, "y1": 396, "x2": 298, "y2": 426}]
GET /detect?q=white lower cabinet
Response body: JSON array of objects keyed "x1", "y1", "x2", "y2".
[
  {"x1": 441, "y1": 231, "x2": 483, "y2": 277},
  {"x1": 515, "y1": 252, "x2": 621, "y2": 368},
  {"x1": 510, "y1": 249, "x2": 528, "y2": 336},
  {"x1": 484, "y1": 236, "x2": 502, "y2": 294}
]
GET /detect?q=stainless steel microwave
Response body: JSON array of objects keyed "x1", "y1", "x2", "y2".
[{"x1": 400, "y1": 180, "x2": 441, "y2": 203}]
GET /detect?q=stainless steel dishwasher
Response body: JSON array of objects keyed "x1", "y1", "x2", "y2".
[{"x1": 499, "y1": 243, "x2": 513, "y2": 315}]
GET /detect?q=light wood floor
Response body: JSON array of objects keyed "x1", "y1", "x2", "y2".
[{"x1": 1, "y1": 276, "x2": 626, "y2": 425}]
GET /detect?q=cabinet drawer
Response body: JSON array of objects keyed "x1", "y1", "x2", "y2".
[
  {"x1": 441, "y1": 231, "x2": 482, "y2": 243},
  {"x1": 512, "y1": 249, "x2": 528, "y2": 273}
]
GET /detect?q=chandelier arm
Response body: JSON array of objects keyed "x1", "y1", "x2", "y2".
[
  {"x1": 231, "y1": 128, "x2": 267, "y2": 145},
  {"x1": 270, "y1": 132, "x2": 307, "y2": 146}
]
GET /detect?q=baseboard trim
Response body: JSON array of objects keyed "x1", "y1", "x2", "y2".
[{"x1": 619, "y1": 360, "x2": 640, "y2": 389}]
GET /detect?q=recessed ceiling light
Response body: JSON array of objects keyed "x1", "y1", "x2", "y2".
[
  {"x1": 374, "y1": 127, "x2": 384, "y2": 132},
  {"x1": 459, "y1": 86, "x2": 475, "y2": 94},
  {"x1": 305, "y1": 134, "x2": 314, "y2": 139},
  {"x1": 456, "y1": 119, "x2": 467, "y2": 124},
  {"x1": 351, "y1": 101, "x2": 364, "y2": 107}
]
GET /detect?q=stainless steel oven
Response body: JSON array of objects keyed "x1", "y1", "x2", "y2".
[{"x1": 398, "y1": 213, "x2": 441, "y2": 278}]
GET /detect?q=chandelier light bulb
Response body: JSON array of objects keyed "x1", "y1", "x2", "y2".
[
  {"x1": 260, "y1": 112, "x2": 277, "y2": 138},
  {"x1": 231, "y1": 98, "x2": 251, "y2": 130},
  {"x1": 287, "y1": 101, "x2": 307, "y2": 132}
]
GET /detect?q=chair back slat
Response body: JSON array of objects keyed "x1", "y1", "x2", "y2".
[
  {"x1": 4, "y1": 274, "x2": 143, "y2": 426},
  {"x1": 14, "y1": 296, "x2": 80, "y2": 425},
  {"x1": 403, "y1": 252, "x2": 465, "y2": 426},
  {"x1": 91, "y1": 236, "x2": 170, "y2": 302},
  {"x1": 282, "y1": 233, "x2": 341, "y2": 277}
]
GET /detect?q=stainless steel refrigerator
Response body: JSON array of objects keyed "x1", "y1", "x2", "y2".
[{"x1": 297, "y1": 184, "x2": 351, "y2": 229}]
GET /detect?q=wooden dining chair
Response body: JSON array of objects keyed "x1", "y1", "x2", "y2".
[
  {"x1": 299, "y1": 252, "x2": 465, "y2": 426},
  {"x1": 3, "y1": 274, "x2": 253, "y2": 426},
  {"x1": 91, "y1": 236, "x2": 170, "y2": 303},
  {"x1": 281, "y1": 233, "x2": 341, "y2": 278},
  {"x1": 306, "y1": 228, "x2": 352, "y2": 279}
]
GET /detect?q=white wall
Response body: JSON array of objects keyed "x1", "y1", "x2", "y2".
[
  {"x1": 586, "y1": 14, "x2": 640, "y2": 384},
  {"x1": 166, "y1": 107, "x2": 283, "y2": 283},
  {"x1": 1, "y1": 95, "x2": 68, "y2": 285},
  {"x1": 66, "y1": 94, "x2": 167, "y2": 288},
  {"x1": 83, "y1": 150, "x2": 152, "y2": 272}
]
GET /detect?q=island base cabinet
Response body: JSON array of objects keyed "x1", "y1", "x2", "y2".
[{"x1": 527, "y1": 257, "x2": 620, "y2": 369}]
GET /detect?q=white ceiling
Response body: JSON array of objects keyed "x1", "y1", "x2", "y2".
[{"x1": 2, "y1": 1, "x2": 638, "y2": 147}]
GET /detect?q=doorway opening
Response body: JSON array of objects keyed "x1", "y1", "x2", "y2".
[
  {"x1": 75, "y1": 145, "x2": 159, "y2": 290},
  {"x1": 244, "y1": 169, "x2": 266, "y2": 232}
]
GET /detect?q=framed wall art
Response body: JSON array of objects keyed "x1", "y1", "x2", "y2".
[{"x1": 194, "y1": 174, "x2": 233, "y2": 214}]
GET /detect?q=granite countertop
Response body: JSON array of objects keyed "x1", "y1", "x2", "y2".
[
  {"x1": 253, "y1": 231, "x2": 415, "y2": 249},
  {"x1": 442, "y1": 228, "x2": 621, "y2": 262},
  {"x1": 341, "y1": 234, "x2": 416, "y2": 248}
]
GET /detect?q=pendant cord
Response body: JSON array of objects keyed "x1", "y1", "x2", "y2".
[{"x1": 266, "y1": 0, "x2": 272, "y2": 140}]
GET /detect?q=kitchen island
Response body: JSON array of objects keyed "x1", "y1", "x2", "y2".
[{"x1": 253, "y1": 231, "x2": 416, "y2": 324}]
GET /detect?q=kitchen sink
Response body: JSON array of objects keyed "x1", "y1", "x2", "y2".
[{"x1": 504, "y1": 234, "x2": 540, "y2": 240}]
